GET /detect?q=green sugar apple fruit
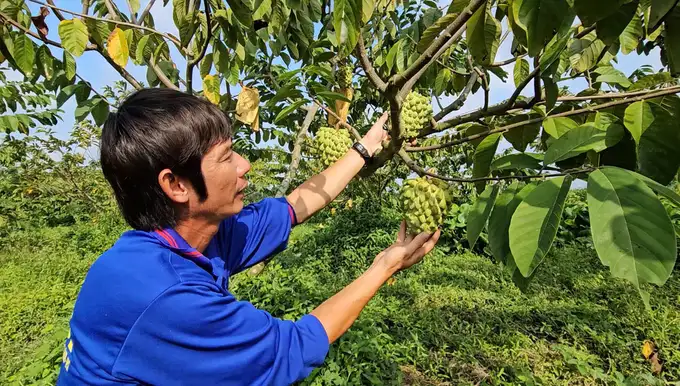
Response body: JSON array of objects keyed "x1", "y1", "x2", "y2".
[
  {"x1": 314, "y1": 126, "x2": 353, "y2": 166},
  {"x1": 400, "y1": 177, "x2": 447, "y2": 234},
  {"x1": 336, "y1": 64, "x2": 353, "y2": 89},
  {"x1": 400, "y1": 91, "x2": 433, "y2": 139}
]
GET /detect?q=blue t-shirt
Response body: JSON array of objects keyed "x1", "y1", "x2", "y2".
[{"x1": 56, "y1": 197, "x2": 329, "y2": 385}]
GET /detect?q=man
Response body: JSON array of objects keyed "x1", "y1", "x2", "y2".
[{"x1": 57, "y1": 88, "x2": 440, "y2": 385}]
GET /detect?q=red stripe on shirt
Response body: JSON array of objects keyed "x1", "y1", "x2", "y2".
[{"x1": 156, "y1": 230, "x2": 179, "y2": 248}]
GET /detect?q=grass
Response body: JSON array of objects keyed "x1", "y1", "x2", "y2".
[{"x1": 1, "y1": 205, "x2": 679, "y2": 385}]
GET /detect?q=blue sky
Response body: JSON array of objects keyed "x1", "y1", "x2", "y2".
[{"x1": 17, "y1": 0, "x2": 664, "y2": 145}]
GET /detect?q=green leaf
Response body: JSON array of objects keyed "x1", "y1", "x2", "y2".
[
  {"x1": 75, "y1": 97, "x2": 100, "y2": 121},
  {"x1": 253, "y1": 0, "x2": 272, "y2": 19},
  {"x1": 637, "y1": 104, "x2": 680, "y2": 184},
  {"x1": 225, "y1": 0, "x2": 253, "y2": 26},
  {"x1": 334, "y1": 0, "x2": 362, "y2": 56},
  {"x1": 513, "y1": 57, "x2": 530, "y2": 88},
  {"x1": 418, "y1": 13, "x2": 459, "y2": 53},
  {"x1": 503, "y1": 122, "x2": 540, "y2": 152},
  {"x1": 544, "y1": 123, "x2": 625, "y2": 165},
  {"x1": 624, "y1": 101, "x2": 655, "y2": 144},
  {"x1": 518, "y1": 0, "x2": 571, "y2": 57},
  {"x1": 12, "y1": 35, "x2": 35, "y2": 76},
  {"x1": 573, "y1": 0, "x2": 625, "y2": 26},
  {"x1": 491, "y1": 153, "x2": 543, "y2": 170},
  {"x1": 135, "y1": 34, "x2": 152, "y2": 64},
  {"x1": 213, "y1": 40, "x2": 229, "y2": 74},
  {"x1": 589, "y1": 111, "x2": 621, "y2": 128},
  {"x1": 568, "y1": 32, "x2": 607, "y2": 73},
  {"x1": 316, "y1": 91, "x2": 352, "y2": 103},
  {"x1": 202, "y1": 74, "x2": 221, "y2": 104},
  {"x1": 467, "y1": 183, "x2": 500, "y2": 249},
  {"x1": 593, "y1": 66, "x2": 632, "y2": 88},
  {"x1": 489, "y1": 182, "x2": 536, "y2": 263},
  {"x1": 274, "y1": 99, "x2": 307, "y2": 123},
  {"x1": 448, "y1": 0, "x2": 471, "y2": 14},
  {"x1": 56, "y1": 84, "x2": 84, "y2": 108},
  {"x1": 649, "y1": 0, "x2": 680, "y2": 31},
  {"x1": 664, "y1": 6, "x2": 680, "y2": 76},
  {"x1": 59, "y1": 19, "x2": 89, "y2": 57},
  {"x1": 362, "y1": 0, "x2": 375, "y2": 23},
  {"x1": 587, "y1": 167, "x2": 676, "y2": 295},
  {"x1": 629, "y1": 72, "x2": 673, "y2": 90},
  {"x1": 467, "y1": 6, "x2": 501, "y2": 65},
  {"x1": 539, "y1": 30, "x2": 572, "y2": 72},
  {"x1": 543, "y1": 116, "x2": 578, "y2": 138},
  {"x1": 91, "y1": 100, "x2": 109, "y2": 126},
  {"x1": 129, "y1": 0, "x2": 141, "y2": 13},
  {"x1": 595, "y1": 2, "x2": 638, "y2": 45},
  {"x1": 85, "y1": 19, "x2": 112, "y2": 47},
  {"x1": 200, "y1": 53, "x2": 213, "y2": 78},
  {"x1": 36, "y1": 45, "x2": 54, "y2": 80},
  {"x1": 626, "y1": 168, "x2": 680, "y2": 208},
  {"x1": 619, "y1": 10, "x2": 643, "y2": 54},
  {"x1": 473, "y1": 133, "x2": 502, "y2": 193},
  {"x1": 510, "y1": 175, "x2": 572, "y2": 277},
  {"x1": 63, "y1": 51, "x2": 76, "y2": 81},
  {"x1": 543, "y1": 76, "x2": 558, "y2": 110}
]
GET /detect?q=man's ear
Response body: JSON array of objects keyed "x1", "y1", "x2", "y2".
[{"x1": 158, "y1": 169, "x2": 190, "y2": 204}]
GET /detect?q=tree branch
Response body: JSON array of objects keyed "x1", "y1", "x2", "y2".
[
  {"x1": 0, "y1": 12, "x2": 96, "y2": 51},
  {"x1": 574, "y1": 25, "x2": 596, "y2": 39},
  {"x1": 150, "y1": 54, "x2": 180, "y2": 90},
  {"x1": 277, "y1": 104, "x2": 319, "y2": 196},
  {"x1": 81, "y1": 0, "x2": 91, "y2": 15},
  {"x1": 407, "y1": 86, "x2": 680, "y2": 152},
  {"x1": 46, "y1": 0, "x2": 65, "y2": 20},
  {"x1": 433, "y1": 71, "x2": 479, "y2": 120},
  {"x1": 489, "y1": 54, "x2": 526, "y2": 67},
  {"x1": 424, "y1": 66, "x2": 540, "y2": 136},
  {"x1": 27, "y1": 0, "x2": 188, "y2": 56},
  {"x1": 355, "y1": 36, "x2": 387, "y2": 92},
  {"x1": 399, "y1": 148, "x2": 591, "y2": 183},
  {"x1": 474, "y1": 67, "x2": 489, "y2": 111},
  {"x1": 99, "y1": 51, "x2": 144, "y2": 90},
  {"x1": 138, "y1": 0, "x2": 156, "y2": 25},
  {"x1": 186, "y1": 0, "x2": 212, "y2": 94},
  {"x1": 126, "y1": 0, "x2": 138, "y2": 23},
  {"x1": 392, "y1": 0, "x2": 486, "y2": 88},
  {"x1": 104, "y1": 0, "x2": 120, "y2": 20},
  {"x1": 533, "y1": 56, "x2": 541, "y2": 101}
]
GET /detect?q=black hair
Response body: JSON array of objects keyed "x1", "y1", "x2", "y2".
[{"x1": 100, "y1": 88, "x2": 232, "y2": 231}]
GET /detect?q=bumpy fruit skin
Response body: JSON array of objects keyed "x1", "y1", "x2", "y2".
[
  {"x1": 400, "y1": 177, "x2": 447, "y2": 234},
  {"x1": 400, "y1": 91, "x2": 433, "y2": 139},
  {"x1": 336, "y1": 65, "x2": 353, "y2": 89},
  {"x1": 314, "y1": 127, "x2": 353, "y2": 167}
]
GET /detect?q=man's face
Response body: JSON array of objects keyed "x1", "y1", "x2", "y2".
[{"x1": 189, "y1": 139, "x2": 251, "y2": 221}]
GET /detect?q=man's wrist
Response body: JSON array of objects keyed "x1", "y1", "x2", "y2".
[{"x1": 357, "y1": 139, "x2": 377, "y2": 157}]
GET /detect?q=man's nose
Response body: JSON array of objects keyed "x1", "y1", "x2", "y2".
[{"x1": 236, "y1": 153, "x2": 251, "y2": 176}]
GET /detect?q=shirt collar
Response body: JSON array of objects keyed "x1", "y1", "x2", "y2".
[{"x1": 151, "y1": 228, "x2": 215, "y2": 275}]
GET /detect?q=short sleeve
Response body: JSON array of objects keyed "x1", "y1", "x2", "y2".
[
  {"x1": 213, "y1": 197, "x2": 295, "y2": 274},
  {"x1": 112, "y1": 281, "x2": 329, "y2": 386}
]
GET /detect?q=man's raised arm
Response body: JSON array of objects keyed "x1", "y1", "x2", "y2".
[{"x1": 286, "y1": 113, "x2": 389, "y2": 224}]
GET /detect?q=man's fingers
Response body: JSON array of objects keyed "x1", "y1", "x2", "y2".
[
  {"x1": 404, "y1": 231, "x2": 435, "y2": 255},
  {"x1": 396, "y1": 220, "x2": 406, "y2": 243},
  {"x1": 408, "y1": 229, "x2": 441, "y2": 261}
]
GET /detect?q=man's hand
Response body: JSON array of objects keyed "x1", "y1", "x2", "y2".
[
  {"x1": 358, "y1": 112, "x2": 389, "y2": 156},
  {"x1": 372, "y1": 221, "x2": 441, "y2": 275}
]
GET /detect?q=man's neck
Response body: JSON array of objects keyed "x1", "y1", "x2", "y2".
[{"x1": 174, "y1": 219, "x2": 220, "y2": 253}]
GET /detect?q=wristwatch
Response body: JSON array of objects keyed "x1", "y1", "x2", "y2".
[{"x1": 352, "y1": 142, "x2": 372, "y2": 164}]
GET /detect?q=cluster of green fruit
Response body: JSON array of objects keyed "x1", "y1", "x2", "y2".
[
  {"x1": 313, "y1": 126, "x2": 353, "y2": 166},
  {"x1": 400, "y1": 91, "x2": 433, "y2": 139},
  {"x1": 336, "y1": 64, "x2": 353, "y2": 89},
  {"x1": 400, "y1": 176, "x2": 447, "y2": 234}
]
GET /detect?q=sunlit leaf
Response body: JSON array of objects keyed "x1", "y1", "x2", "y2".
[
  {"x1": 489, "y1": 182, "x2": 536, "y2": 263},
  {"x1": 544, "y1": 123, "x2": 624, "y2": 165},
  {"x1": 202, "y1": 74, "x2": 221, "y2": 104},
  {"x1": 59, "y1": 19, "x2": 89, "y2": 57},
  {"x1": 467, "y1": 183, "x2": 499, "y2": 249},
  {"x1": 473, "y1": 132, "x2": 501, "y2": 192},
  {"x1": 106, "y1": 28, "x2": 129, "y2": 68},
  {"x1": 467, "y1": 5, "x2": 500, "y2": 65},
  {"x1": 624, "y1": 101, "x2": 655, "y2": 144}
]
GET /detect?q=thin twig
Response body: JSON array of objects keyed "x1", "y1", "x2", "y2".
[
  {"x1": 407, "y1": 86, "x2": 680, "y2": 152},
  {"x1": 398, "y1": 148, "x2": 591, "y2": 183},
  {"x1": 574, "y1": 25, "x2": 596, "y2": 39},
  {"x1": 104, "y1": 0, "x2": 120, "y2": 20},
  {"x1": 392, "y1": 0, "x2": 486, "y2": 88},
  {"x1": 27, "y1": 0, "x2": 188, "y2": 56},
  {"x1": 0, "y1": 12, "x2": 96, "y2": 51},
  {"x1": 75, "y1": 74, "x2": 116, "y2": 107},
  {"x1": 489, "y1": 54, "x2": 526, "y2": 67},
  {"x1": 356, "y1": 36, "x2": 387, "y2": 92},
  {"x1": 150, "y1": 54, "x2": 180, "y2": 90},
  {"x1": 138, "y1": 0, "x2": 156, "y2": 25},
  {"x1": 474, "y1": 67, "x2": 489, "y2": 111},
  {"x1": 434, "y1": 71, "x2": 479, "y2": 121},
  {"x1": 81, "y1": 0, "x2": 91, "y2": 15},
  {"x1": 126, "y1": 0, "x2": 138, "y2": 23},
  {"x1": 186, "y1": 0, "x2": 212, "y2": 94},
  {"x1": 46, "y1": 0, "x2": 65, "y2": 20}
]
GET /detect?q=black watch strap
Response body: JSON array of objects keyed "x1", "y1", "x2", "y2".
[{"x1": 352, "y1": 142, "x2": 372, "y2": 163}]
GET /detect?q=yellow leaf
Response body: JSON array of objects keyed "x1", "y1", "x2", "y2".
[
  {"x1": 642, "y1": 340, "x2": 655, "y2": 359},
  {"x1": 236, "y1": 87, "x2": 260, "y2": 125},
  {"x1": 345, "y1": 199, "x2": 353, "y2": 209},
  {"x1": 202, "y1": 75, "x2": 221, "y2": 105},
  {"x1": 386, "y1": 277, "x2": 396, "y2": 286},
  {"x1": 107, "y1": 28, "x2": 129, "y2": 68},
  {"x1": 331, "y1": 208, "x2": 337, "y2": 216},
  {"x1": 328, "y1": 87, "x2": 354, "y2": 126}
]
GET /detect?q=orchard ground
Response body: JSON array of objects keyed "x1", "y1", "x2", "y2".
[{"x1": 2, "y1": 198, "x2": 678, "y2": 385}]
